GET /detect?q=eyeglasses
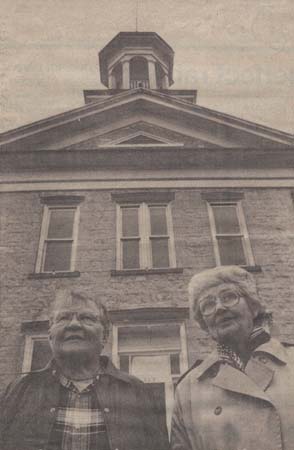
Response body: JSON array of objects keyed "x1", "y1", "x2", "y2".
[{"x1": 199, "y1": 291, "x2": 240, "y2": 316}]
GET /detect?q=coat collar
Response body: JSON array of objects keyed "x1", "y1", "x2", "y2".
[
  {"x1": 214, "y1": 362, "x2": 273, "y2": 402},
  {"x1": 252, "y1": 337, "x2": 288, "y2": 364},
  {"x1": 99, "y1": 355, "x2": 134, "y2": 384},
  {"x1": 192, "y1": 338, "x2": 287, "y2": 404},
  {"x1": 194, "y1": 338, "x2": 287, "y2": 381}
]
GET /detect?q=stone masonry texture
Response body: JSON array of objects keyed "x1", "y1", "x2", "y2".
[{"x1": 1, "y1": 187, "x2": 294, "y2": 391}]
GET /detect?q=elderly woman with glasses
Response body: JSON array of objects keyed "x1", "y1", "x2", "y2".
[{"x1": 171, "y1": 265, "x2": 294, "y2": 450}]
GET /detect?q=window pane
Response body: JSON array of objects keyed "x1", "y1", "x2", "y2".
[
  {"x1": 118, "y1": 324, "x2": 180, "y2": 352},
  {"x1": 151, "y1": 238, "x2": 169, "y2": 268},
  {"x1": 43, "y1": 241, "x2": 72, "y2": 272},
  {"x1": 130, "y1": 57, "x2": 149, "y2": 81},
  {"x1": 131, "y1": 355, "x2": 171, "y2": 381},
  {"x1": 122, "y1": 208, "x2": 139, "y2": 237},
  {"x1": 217, "y1": 236, "x2": 247, "y2": 265},
  {"x1": 170, "y1": 354, "x2": 180, "y2": 375},
  {"x1": 212, "y1": 205, "x2": 240, "y2": 234},
  {"x1": 31, "y1": 339, "x2": 52, "y2": 371},
  {"x1": 119, "y1": 355, "x2": 130, "y2": 373},
  {"x1": 47, "y1": 209, "x2": 75, "y2": 239},
  {"x1": 122, "y1": 239, "x2": 140, "y2": 269},
  {"x1": 150, "y1": 207, "x2": 168, "y2": 235}
]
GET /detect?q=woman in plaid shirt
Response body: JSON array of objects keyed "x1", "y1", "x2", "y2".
[{"x1": 1, "y1": 290, "x2": 169, "y2": 450}]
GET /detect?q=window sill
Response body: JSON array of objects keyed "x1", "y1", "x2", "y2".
[
  {"x1": 28, "y1": 271, "x2": 80, "y2": 279},
  {"x1": 241, "y1": 265, "x2": 262, "y2": 273},
  {"x1": 111, "y1": 267, "x2": 184, "y2": 276}
]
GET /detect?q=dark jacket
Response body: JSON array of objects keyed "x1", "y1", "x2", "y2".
[{"x1": 0, "y1": 356, "x2": 169, "y2": 450}]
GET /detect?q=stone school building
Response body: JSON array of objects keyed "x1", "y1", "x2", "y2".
[{"x1": 1, "y1": 31, "x2": 294, "y2": 428}]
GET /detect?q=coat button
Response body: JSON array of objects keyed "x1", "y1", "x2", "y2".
[
  {"x1": 214, "y1": 406, "x2": 222, "y2": 415},
  {"x1": 50, "y1": 408, "x2": 56, "y2": 414},
  {"x1": 104, "y1": 407, "x2": 110, "y2": 413},
  {"x1": 258, "y1": 356, "x2": 268, "y2": 364}
]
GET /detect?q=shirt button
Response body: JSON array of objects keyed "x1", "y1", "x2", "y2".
[
  {"x1": 214, "y1": 406, "x2": 222, "y2": 415},
  {"x1": 104, "y1": 407, "x2": 110, "y2": 413}
]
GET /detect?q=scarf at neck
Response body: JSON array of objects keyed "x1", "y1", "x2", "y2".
[
  {"x1": 216, "y1": 312, "x2": 272, "y2": 372},
  {"x1": 217, "y1": 344, "x2": 245, "y2": 372}
]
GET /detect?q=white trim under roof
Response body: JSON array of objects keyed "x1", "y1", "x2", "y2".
[
  {"x1": 0, "y1": 88, "x2": 293, "y2": 146},
  {"x1": 2, "y1": 177, "x2": 294, "y2": 193},
  {"x1": 104, "y1": 131, "x2": 184, "y2": 147}
]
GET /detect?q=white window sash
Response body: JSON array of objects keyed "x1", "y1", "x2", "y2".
[
  {"x1": 117, "y1": 202, "x2": 176, "y2": 270},
  {"x1": 111, "y1": 320, "x2": 188, "y2": 435},
  {"x1": 140, "y1": 203, "x2": 150, "y2": 268},
  {"x1": 22, "y1": 334, "x2": 49, "y2": 373},
  {"x1": 207, "y1": 201, "x2": 254, "y2": 266},
  {"x1": 36, "y1": 204, "x2": 80, "y2": 273},
  {"x1": 112, "y1": 321, "x2": 188, "y2": 372},
  {"x1": 117, "y1": 203, "x2": 141, "y2": 270}
]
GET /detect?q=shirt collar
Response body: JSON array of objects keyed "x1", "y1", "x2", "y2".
[{"x1": 44, "y1": 355, "x2": 134, "y2": 385}]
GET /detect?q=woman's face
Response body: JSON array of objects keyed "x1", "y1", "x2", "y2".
[{"x1": 199, "y1": 283, "x2": 255, "y2": 346}]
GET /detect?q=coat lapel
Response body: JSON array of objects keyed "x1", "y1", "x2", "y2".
[
  {"x1": 245, "y1": 358, "x2": 274, "y2": 391},
  {"x1": 212, "y1": 362, "x2": 274, "y2": 403}
]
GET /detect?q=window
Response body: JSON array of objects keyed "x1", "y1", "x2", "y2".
[
  {"x1": 130, "y1": 57, "x2": 149, "y2": 89},
  {"x1": 112, "y1": 319, "x2": 188, "y2": 433},
  {"x1": 114, "y1": 193, "x2": 176, "y2": 271},
  {"x1": 22, "y1": 334, "x2": 51, "y2": 372},
  {"x1": 207, "y1": 201, "x2": 254, "y2": 266},
  {"x1": 36, "y1": 197, "x2": 82, "y2": 273}
]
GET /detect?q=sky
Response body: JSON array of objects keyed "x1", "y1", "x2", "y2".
[{"x1": 1, "y1": 0, "x2": 294, "y2": 134}]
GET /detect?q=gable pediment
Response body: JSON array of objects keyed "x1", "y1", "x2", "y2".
[
  {"x1": 62, "y1": 121, "x2": 220, "y2": 151},
  {"x1": 1, "y1": 88, "x2": 293, "y2": 153},
  {"x1": 106, "y1": 131, "x2": 178, "y2": 146}
]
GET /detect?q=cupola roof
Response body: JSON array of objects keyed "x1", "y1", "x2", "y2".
[{"x1": 99, "y1": 32, "x2": 174, "y2": 87}]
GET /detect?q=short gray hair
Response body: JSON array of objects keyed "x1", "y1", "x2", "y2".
[
  {"x1": 50, "y1": 289, "x2": 110, "y2": 341},
  {"x1": 188, "y1": 266, "x2": 267, "y2": 330}
]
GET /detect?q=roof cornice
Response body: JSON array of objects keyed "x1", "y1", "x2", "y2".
[{"x1": 1, "y1": 88, "x2": 293, "y2": 147}]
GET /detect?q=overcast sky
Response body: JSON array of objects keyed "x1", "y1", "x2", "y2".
[{"x1": 1, "y1": 0, "x2": 293, "y2": 134}]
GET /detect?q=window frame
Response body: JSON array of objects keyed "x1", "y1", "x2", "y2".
[
  {"x1": 207, "y1": 200, "x2": 255, "y2": 266},
  {"x1": 22, "y1": 333, "x2": 50, "y2": 373},
  {"x1": 36, "y1": 203, "x2": 80, "y2": 273},
  {"x1": 112, "y1": 321, "x2": 188, "y2": 378},
  {"x1": 112, "y1": 320, "x2": 188, "y2": 434},
  {"x1": 116, "y1": 202, "x2": 176, "y2": 270}
]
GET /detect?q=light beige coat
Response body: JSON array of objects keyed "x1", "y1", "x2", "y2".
[{"x1": 171, "y1": 338, "x2": 294, "y2": 450}]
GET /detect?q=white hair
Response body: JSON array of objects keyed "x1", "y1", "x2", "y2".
[{"x1": 188, "y1": 266, "x2": 267, "y2": 330}]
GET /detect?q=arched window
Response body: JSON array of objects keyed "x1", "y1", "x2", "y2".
[
  {"x1": 111, "y1": 63, "x2": 123, "y2": 89},
  {"x1": 130, "y1": 57, "x2": 149, "y2": 88}
]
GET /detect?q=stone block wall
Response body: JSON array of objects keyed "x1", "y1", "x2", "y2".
[{"x1": 1, "y1": 187, "x2": 294, "y2": 390}]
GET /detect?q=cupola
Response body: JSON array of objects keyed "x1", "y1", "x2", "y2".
[{"x1": 99, "y1": 32, "x2": 174, "y2": 90}]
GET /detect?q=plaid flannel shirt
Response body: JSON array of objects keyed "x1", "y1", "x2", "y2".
[{"x1": 48, "y1": 372, "x2": 110, "y2": 450}]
